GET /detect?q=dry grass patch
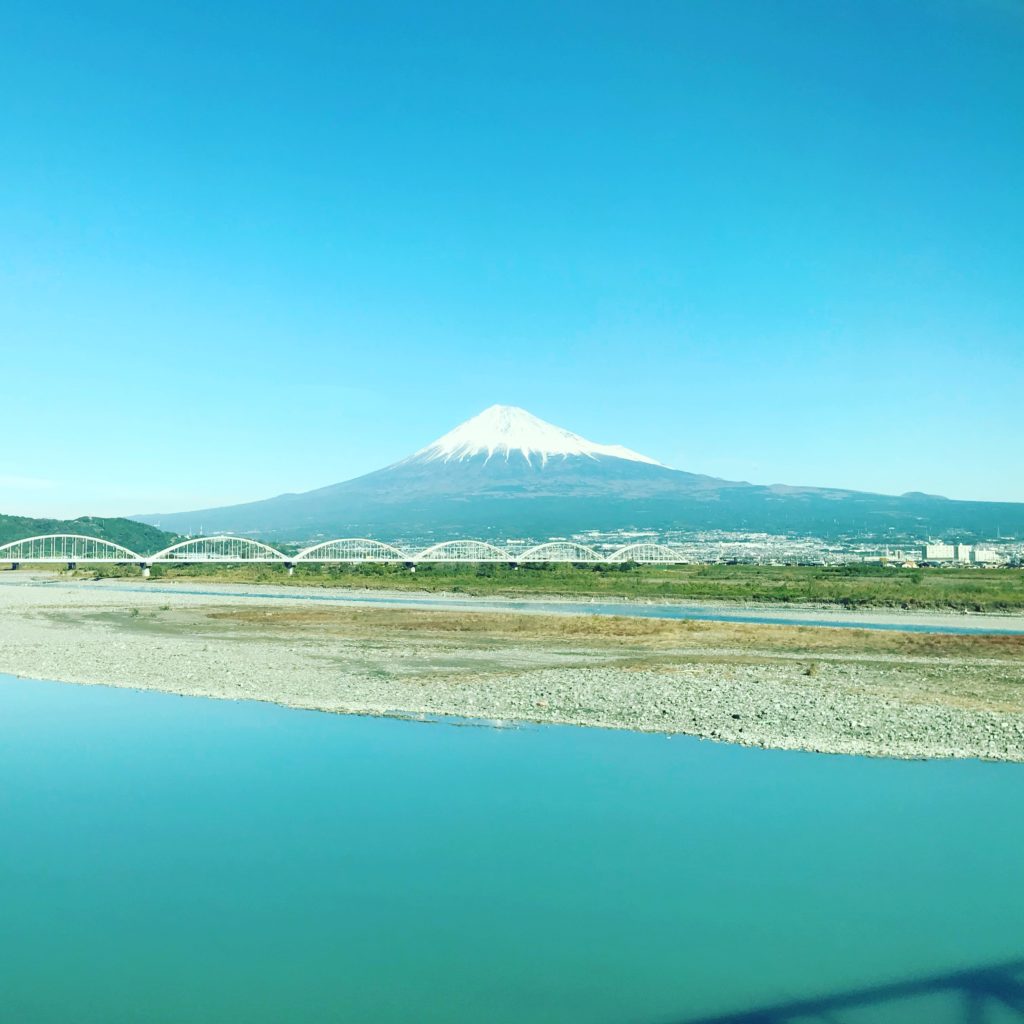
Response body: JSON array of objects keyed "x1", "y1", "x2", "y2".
[{"x1": 205, "y1": 606, "x2": 1024, "y2": 661}]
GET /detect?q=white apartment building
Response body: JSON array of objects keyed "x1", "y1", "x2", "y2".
[{"x1": 972, "y1": 547, "x2": 1002, "y2": 564}]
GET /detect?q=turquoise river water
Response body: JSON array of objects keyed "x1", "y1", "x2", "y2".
[{"x1": 1, "y1": 674, "x2": 1023, "y2": 1023}]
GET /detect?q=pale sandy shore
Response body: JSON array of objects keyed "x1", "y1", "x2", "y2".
[{"x1": 1, "y1": 573, "x2": 1023, "y2": 761}]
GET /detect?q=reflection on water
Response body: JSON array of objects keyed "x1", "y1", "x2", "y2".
[{"x1": 0, "y1": 675, "x2": 1022, "y2": 1024}]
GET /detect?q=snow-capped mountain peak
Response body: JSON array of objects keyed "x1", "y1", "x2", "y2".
[{"x1": 407, "y1": 404, "x2": 662, "y2": 467}]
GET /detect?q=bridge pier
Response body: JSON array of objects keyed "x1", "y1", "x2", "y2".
[
  {"x1": 67, "y1": 561, "x2": 76, "y2": 571},
  {"x1": 285, "y1": 562, "x2": 295, "y2": 576},
  {"x1": 139, "y1": 563, "x2": 151, "y2": 578},
  {"x1": 405, "y1": 561, "x2": 416, "y2": 573}
]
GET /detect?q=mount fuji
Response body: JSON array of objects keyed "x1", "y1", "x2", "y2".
[
  {"x1": 134, "y1": 405, "x2": 1024, "y2": 541},
  {"x1": 405, "y1": 404, "x2": 663, "y2": 468}
]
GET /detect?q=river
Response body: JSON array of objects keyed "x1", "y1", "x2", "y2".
[{"x1": 1, "y1": 674, "x2": 1022, "y2": 1023}]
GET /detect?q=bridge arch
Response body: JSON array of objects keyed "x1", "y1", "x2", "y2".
[
  {"x1": 295, "y1": 538, "x2": 411, "y2": 562},
  {"x1": 414, "y1": 540, "x2": 514, "y2": 562},
  {"x1": 518, "y1": 541, "x2": 604, "y2": 563},
  {"x1": 150, "y1": 536, "x2": 287, "y2": 562},
  {"x1": 607, "y1": 542, "x2": 683, "y2": 564},
  {"x1": 0, "y1": 534, "x2": 143, "y2": 563}
]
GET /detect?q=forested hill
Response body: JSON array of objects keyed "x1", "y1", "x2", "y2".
[{"x1": 0, "y1": 514, "x2": 177, "y2": 554}]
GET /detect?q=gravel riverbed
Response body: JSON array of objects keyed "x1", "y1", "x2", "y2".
[{"x1": 2, "y1": 574, "x2": 1022, "y2": 761}]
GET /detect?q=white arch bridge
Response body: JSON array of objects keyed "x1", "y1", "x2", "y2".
[{"x1": 0, "y1": 534, "x2": 686, "y2": 574}]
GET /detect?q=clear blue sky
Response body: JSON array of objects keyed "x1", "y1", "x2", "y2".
[{"x1": 2, "y1": 0, "x2": 1022, "y2": 517}]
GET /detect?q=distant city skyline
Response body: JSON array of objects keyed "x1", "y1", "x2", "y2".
[{"x1": 2, "y1": 1, "x2": 1022, "y2": 518}]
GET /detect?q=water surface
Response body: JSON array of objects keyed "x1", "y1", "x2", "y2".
[{"x1": 1, "y1": 675, "x2": 1022, "y2": 1023}]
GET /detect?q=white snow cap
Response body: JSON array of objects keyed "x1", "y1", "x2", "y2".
[{"x1": 410, "y1": 405, "x2": 662, "y2": 467}]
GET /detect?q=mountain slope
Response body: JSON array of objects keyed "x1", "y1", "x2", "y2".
[
  {"x1": 0, "y1": 514, "x2": 177, "y2": 552},
  {"x1": 133, "y1": 405, "x2": 1024, "y2": 541}
]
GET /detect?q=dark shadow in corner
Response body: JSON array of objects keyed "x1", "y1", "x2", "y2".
[{"x1": 665, "y1": 957, "x2": 1024, "y2": 1023}]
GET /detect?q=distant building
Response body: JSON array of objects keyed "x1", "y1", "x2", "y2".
[
  {"x1": 955, "y1": 543, "x2": 973, "y2": 563},
  {"x1": 972, "y1": 547, "x2": 1002, "y2": 565},
  {"x1": 923, "y1": 542, "x2": 955, "y2": 561}
]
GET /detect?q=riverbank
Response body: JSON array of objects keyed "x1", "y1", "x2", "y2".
[
  {"x1": 73, "y1": 558, "x2": 1024, "y2": 612},
  {"x1": 1, "y1": 574, "x2": 1022, "y2": 760},
  {"x1": 37, "y1": 572, "x2": 1024, "y2": 634}
]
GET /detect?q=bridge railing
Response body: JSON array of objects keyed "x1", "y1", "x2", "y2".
[
  {"x1": 1, "y1": 533, "x2": 690, "y2": 565},
  {"x1": 414, "y1": 540, "x2": 515, "y2": 562},
  {"x1": 0, "y1": 534, "x2": 143, "y2": 564},
  {"x1": 150, "y1": 536, "x2": 288, "y2": 563},
  {"x1": 295, "y1": 539, "x2": 411, "y2": 562},
  {"x1": 519, "y1": 541, "x2": 604, "y2": 562}
]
